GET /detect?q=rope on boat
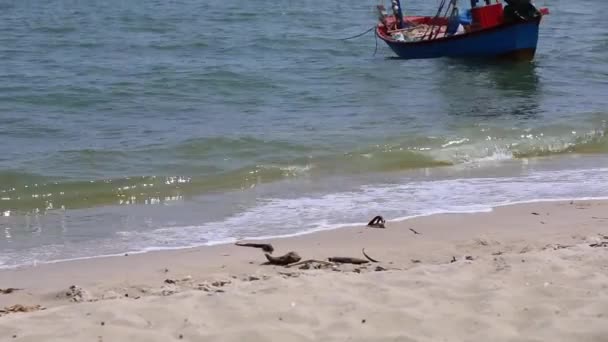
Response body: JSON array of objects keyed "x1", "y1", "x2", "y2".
[
  {"x1": 340, "y1": 26, "x2": 380, "y2": 57},
  {"x1": 373, "y1": 30, "x2": 378, "y2": 56},
  {"x1": 432, "y1": 0, "x2": 457, "y2": 40},
  {"x1": 340, "y1": 26, "x2": 376, "y2": 40},
  {"x1": 422, "y1": 0, "x2": 448, "y2": 40},
  {"x1": 422, "y1": 0, "x2": 458, "y2": 41}
]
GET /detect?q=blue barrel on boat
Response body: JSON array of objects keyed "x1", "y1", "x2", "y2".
[{"x1": 459, "y1": 9, "x2": 473, "y2": 25}]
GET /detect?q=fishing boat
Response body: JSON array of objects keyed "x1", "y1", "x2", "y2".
[{"x1": 376, "y1": 0, "x2": 549, "y2": 60}]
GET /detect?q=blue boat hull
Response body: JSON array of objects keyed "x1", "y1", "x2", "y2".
[{"x1": 377, "y1": 18, "x2": 541, "y2": 60}]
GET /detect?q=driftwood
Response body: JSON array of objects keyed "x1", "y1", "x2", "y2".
[
  {"x1": 367, "y1": 216, "x2": 386, "y2": 229},
  {"x1": 235, "y1": 242, "x2": 274, "y2": 253},
  {"x1": 409, "y1": 228, "x2": 421, "y2": 235},
  {"x1": 361, "y1": 248, "x2": 379, "y2": 263},
  {"x1": 328, "y1": 257, "x2": 369, "y2": 265},
  {"x1": 0, "y1": 288, "x2": 22, "y2": 295},
  {"x1": 264, "y1": 252, "x2": 301, "y2": 266}
]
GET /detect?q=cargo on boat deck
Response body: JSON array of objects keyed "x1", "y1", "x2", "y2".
[{"x1": 471, "y1": 3, "x2": 504, "y2": 29}]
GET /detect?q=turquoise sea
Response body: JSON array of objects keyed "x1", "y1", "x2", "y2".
[{"x1": 1, "y1": 0, "x2": 607, "y2": 267}]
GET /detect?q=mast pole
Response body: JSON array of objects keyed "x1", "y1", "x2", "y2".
[{"x1": 390, "y1": 0, "x2": 405, "y2": 29}]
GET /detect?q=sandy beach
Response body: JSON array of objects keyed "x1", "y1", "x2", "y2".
[
  {"x1": 1, "y1": 200, "x2": 607, "y2": 341},
  {"x1": 2, "y1": 1, "x2": 608, "y2": 341}
]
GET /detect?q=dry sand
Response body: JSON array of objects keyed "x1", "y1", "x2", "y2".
[{"x1": 1, "y1": 200, "x2": 607, "y2": 341}]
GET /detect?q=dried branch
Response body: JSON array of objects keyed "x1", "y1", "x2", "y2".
[
  {"x1": 235, "y1": 242, "x2": 274, "y2": 253},
  {"x1": 367, "y1": 216, "x2": 386, "y2": 229},
  {"x1": 0, "y1": 288, "x2": 22, "y2": 295},
  {"x1": 264, "y1": 252, "x2": 301, "y2": 266},
  {"x1": 328, "y1": 257, "x2": 369, "y2": 265},
  {"x1": 361, "y1": 248, "x2": 379, "y2": 263}
]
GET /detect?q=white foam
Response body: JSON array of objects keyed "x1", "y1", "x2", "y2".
[
  {"x1": 441, "y1": 138, "x2": 470, "y2": 148},
  {"x1": 2, "y1": 167, "x2": 608, "y2": 269}
]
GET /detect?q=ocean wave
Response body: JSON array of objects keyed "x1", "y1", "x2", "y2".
[
  {"x1": 2, "y1": 166, "x2": 608, "y2": 269},
  {"x1": 3, "y1": 122, "x2": 608, "y2": 213},
  {"x1": 89, "y1": 166, "x2": 608, "y2": 251}
]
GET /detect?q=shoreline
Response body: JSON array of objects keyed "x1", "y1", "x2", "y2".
[
  {"x1": 1, "y1": 199, "x2": 607, "y2": 340},
  {"x1": 2, "y1": 195, "x2": 608, "y2": 271},
  {"x1": 3, "y1": 157, "x2": 608, "y2": 270},
  {"x1": 1, "y1": 199, "x2": 607, "y2": 299}
]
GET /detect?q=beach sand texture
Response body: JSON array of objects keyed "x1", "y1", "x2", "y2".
[{"x1": 1, "y1": 200, "x2": 607, "y2": 341}]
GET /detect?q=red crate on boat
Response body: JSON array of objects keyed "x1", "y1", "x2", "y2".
[{"x1": 471, "y1": 3, "x2": 503, "y2": 29}]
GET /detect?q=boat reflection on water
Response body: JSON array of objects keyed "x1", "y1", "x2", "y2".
[{"x1": 437, "y1": 60, "x2": 542, "y2": 119}]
